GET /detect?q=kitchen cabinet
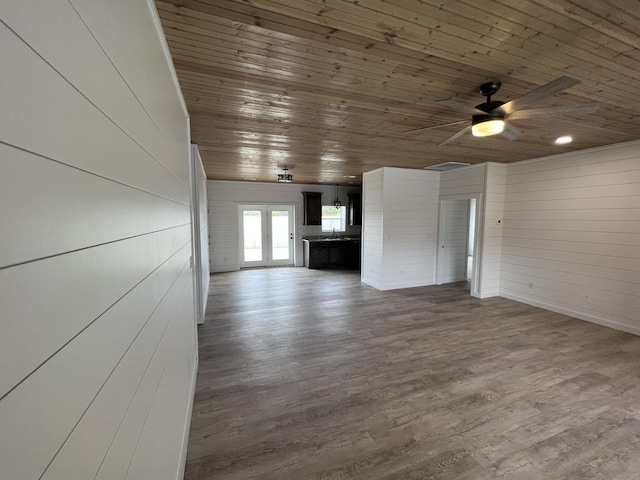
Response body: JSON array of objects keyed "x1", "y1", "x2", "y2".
[
  {"x1": 302, "y1": 192, "x2": 322, "y2": 225},
  {"x1": 303, "y1": 239, "x2": 360, "y2": 269},
  {"x1": 348, "y1": 193, "x2": 362, "y2": 226}
]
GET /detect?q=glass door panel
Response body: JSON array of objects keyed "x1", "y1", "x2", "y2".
[
  {"x1": 271, "y1": 209, "x2": 290, "y2": 261},
  {"x1": 242, "y1": 209, "x2": 263, "y2": 263}
]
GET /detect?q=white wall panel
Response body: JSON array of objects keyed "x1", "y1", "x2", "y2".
[
  {"x1": 499, "y1": 141, "x2": 640, "y2": 334},
  {"x1": 0, "y1": 246, "x2": 190, "y2": 480},
  {"x1": 1, "y1": 144, "x2": 189, "y2": 268},
  {"x1": 0, "y1": 2, "x2": 195, "y2": 479},
  {"x1": 362, "y1": 169, "x2": 384, "y2": 289},
  {"x1": 68, "y1": 0, "x2": 190, "y2": 183},
  {"x1": 481, "y1": 163, "x2": 507, "y2": 298},
  {"x1": 41, "y1": 261, "x2": 194, "y2": 480},
  {"x1": 207, "y1": 181, "x2": 362, "y2": 272},
  {"x1": 0, "y1": 0, "x2": 187, "y2": 190},
  {"x1": 0, "y1": 23, "x2": 188, "y2": 204},
  {"x1": 362, "y1": 168, "x2": 439, "y2": 291}
]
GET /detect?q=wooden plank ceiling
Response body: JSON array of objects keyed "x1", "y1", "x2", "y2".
[{"x1": 155, "y1": 0, "x2": 640, "y2": 184}]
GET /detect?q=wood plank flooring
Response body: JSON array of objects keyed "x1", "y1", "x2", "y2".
[{"x1": 185, "y1": 267, "x2": 640, "y2": 479}]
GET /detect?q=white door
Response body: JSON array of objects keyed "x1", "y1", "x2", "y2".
[
  {"x1": 437, "y1": 199, "x2": 470, "y2": 284},
  {"x1": 239, "y1": 205, "x2": 294, "y2": 268}
]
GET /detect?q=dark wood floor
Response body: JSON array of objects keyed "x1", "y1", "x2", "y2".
[{"x1": 185, "y1": 267, "x2": 640, "y2": 479}]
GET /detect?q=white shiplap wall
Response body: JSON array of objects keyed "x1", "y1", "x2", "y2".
[
  {"x1": 481, "y1": 163, "x2": 507, "y2": 298},
  {"x1": 499, "y1": 141, "x2": 640, "y2": 335},
  {"x1": 207, "y1": 180, "x2": 362, "y2": 272},
  {"x1": 362, "y1": 168, "x2": 440, "y2": 290},
  {"x1": 362, "y1": 169, "x2": 384, "y2": 289},
  {"x1": 0, "y1": 2, "x2": 196, "y2": 479}
]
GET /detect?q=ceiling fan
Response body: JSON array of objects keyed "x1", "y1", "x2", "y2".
[{"x1": 405, "y1": 76, "x2": 599, "y2": 145}]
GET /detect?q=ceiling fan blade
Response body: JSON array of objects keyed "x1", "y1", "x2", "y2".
[
  {"x1": 497, "y1": 76, "x2": 581, "y2": 115},
  {"x1": 507, "y1": 103, "x2": 600, "y2": 120},
  {"x1": 439, "y1": 125, "x2": 472, "y2": 145},
  {"x1": 436, "y1": 99, "x2": 486, "y2": 115},
  {"x1": 502, "y1": 122, "x2": 522, "y2": 141},
  {"x1": 403, "y1": 120, "x2": 468, "y2": 134}
]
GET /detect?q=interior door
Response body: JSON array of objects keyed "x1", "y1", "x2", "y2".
[
  {"x1": 437, "y1": 199, "x2": 470, "y2": 284},
  {"x1": 239, "y1": 205, "x2": 294, "y2": 268}
]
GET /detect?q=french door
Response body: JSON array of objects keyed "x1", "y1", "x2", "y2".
[{"x1": 239, "y1": 205, "x2": 295, "y2": 268}]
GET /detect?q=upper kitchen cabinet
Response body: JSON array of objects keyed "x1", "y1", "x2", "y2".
[
  {"x1": 302, "y1": 192, "x2": 322, "y2": 225},
  {"x1": 348, "y1": 193, "x2": 362, "y2": 226}
]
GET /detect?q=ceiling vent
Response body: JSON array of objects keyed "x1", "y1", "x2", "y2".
[{"x1": 424, "y1": 162, "x2": 471, "y2": 171}]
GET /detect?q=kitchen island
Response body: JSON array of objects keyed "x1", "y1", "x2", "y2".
[{"x1": 302, "y1": 237, "x2": 361, "y2": 269}]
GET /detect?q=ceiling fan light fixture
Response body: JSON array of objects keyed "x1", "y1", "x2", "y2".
[
  {"x1": 471, "y1": 117, "x2": 505, "y2": 137},
  {"x1": 277, "y1": 167, "x2": 293, "y2": 183}
]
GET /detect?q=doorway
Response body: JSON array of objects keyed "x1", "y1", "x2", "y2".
[
  {"x1": 239, "y1": 205, "x2": 295, "y2": 268},
  {"x1": 437, "y1": 196, "x2": 480, "y2": 295}
]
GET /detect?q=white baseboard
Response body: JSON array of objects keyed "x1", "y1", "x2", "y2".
[{"x1": 500, "y1": 292, "x2": 640, "y2": 337}]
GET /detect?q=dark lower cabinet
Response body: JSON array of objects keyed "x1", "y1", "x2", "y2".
[{"x1": 303, "y1": 240, "x2": 360, "y2": 269}]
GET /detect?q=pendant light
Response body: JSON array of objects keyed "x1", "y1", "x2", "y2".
[
  {"x1": 334, "y1": 184, "x2": 342, "y2": 208},
  {"x1": 277, "y1": 167, "x2": 293, "y2": 183}
]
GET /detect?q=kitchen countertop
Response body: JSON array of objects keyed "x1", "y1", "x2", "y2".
[{"x1": 303, "y1": 237, "x2": 360, "y2": 243}]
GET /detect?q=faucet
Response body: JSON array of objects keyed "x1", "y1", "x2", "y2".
[{"x1": 332, "y1": 227, "x2": 335, "y2": 238}]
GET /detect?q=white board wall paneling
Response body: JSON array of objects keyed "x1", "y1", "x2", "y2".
[
  {"x1": 0, "y1": 244, "x2": 191, "y2": 480},
  {"x1": 207, "y1": 180, "x2": 363, "y2": 272},
  {"x1": 67, "y1": 0, "x2": 191, "y2": 180},
  {"x1": 1, "y1": 143, "x2": 190, "y2": 268},
  {"x1": 123, "y1": 279, "x2": 196, "y2": 480},
  {"x1": 0, "y1": 22, "x2": 189, "y2": 205},
  {"x1": 379, "y1": 168, "x2": 440, "y2": 290},
  {"x1": 480, "y1": 163, "x2": 507, "y2": 298},
  {"x1": 39, "y1": 259, "x2": 194, "y2": 480},
  {"x1": 93, "y1": 273, "x2": 193, "y2": 480},
  {"x1": 362, "y1": 169, "x2": 384, "y2": 289},
  {"x1": 499, "y1": 142, "x2": 640, "y2": 332},
  {"x1": 0, "y1": 0, "x2": 189, "y2": 190},
  {"x1": 439, "y1": 164, "x2": 487, "y2": 197},
  {"x1": 0, "y1": 225, "x2": 191, "y2": 404}
]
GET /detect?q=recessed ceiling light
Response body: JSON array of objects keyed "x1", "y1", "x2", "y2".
[{"x1": 555, "y1": 135, "x2": 573, "y2": 145}]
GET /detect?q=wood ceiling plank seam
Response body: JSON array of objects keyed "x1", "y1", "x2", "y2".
[
  {"x1": 161, "y1": 33, "x2": 430, "y2": 89},
  {"x1": 172, "y1": 61, "x2": 462, "y2": 118},
  {"x1": 181, "y1": 93, "x2": 459, "y2": 127},
  {"x1": 166, "y1": 0, "x2": 519, "y2": 77},
  {"x1": 485, "y1": 0, "x2": 640, "y2": 60},
  {"x1": 399, "y1": 0, "x2": 638, "y2": 56},
  {"x1": 170, "y1": 57, "x2": 445, "y2": 108},
  {"x1": 211, "y1": 0, "x2": 640, "y2": 86},
  {"x1": 160, "y1": 23, "x2": 405, "y2": 78},
  {"x1": 157, "y1": 1, "x2": 512, "y2": 84},
  {"x1": 163, "y1": 38, "x2": 447, "y2": 96},
  {"x1": 161, "y1": 0, "x2": 640, "y2": 106},
  {"x1": 533, "y1": 0, "x2": 640, "y2": 49}
]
